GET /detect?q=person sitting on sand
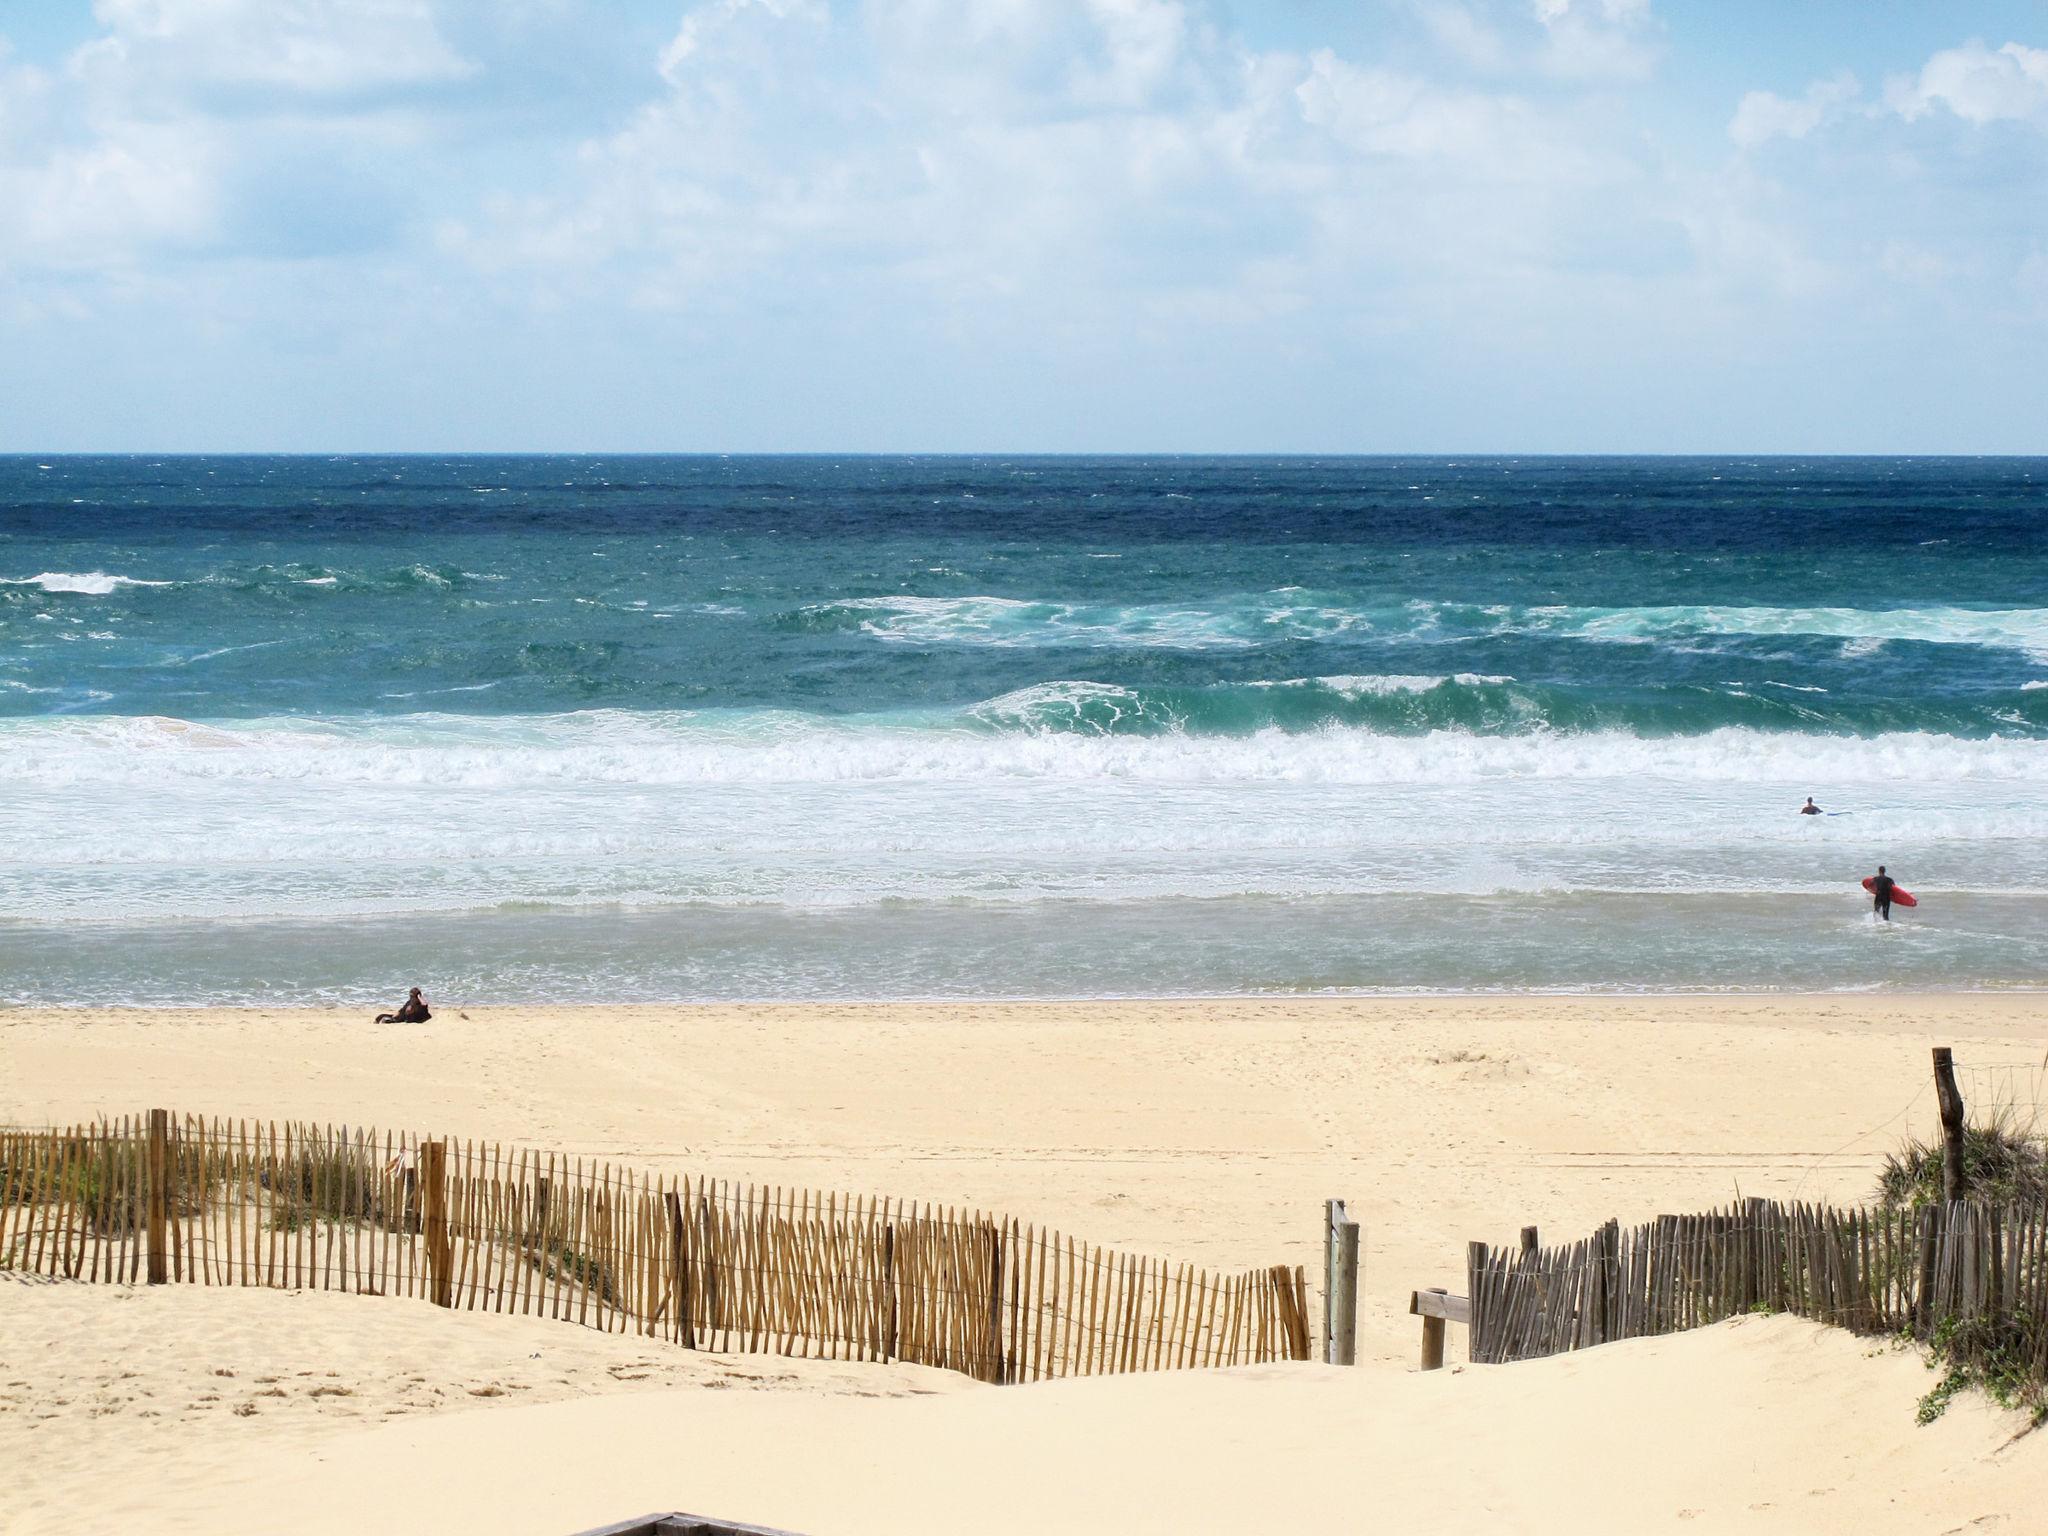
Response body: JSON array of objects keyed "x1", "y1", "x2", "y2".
[
  {"x1": 375, "y1": 987, "x2": 431, "y2": 1024},
  {"x1": 1800, "y1": 797, "x2": 1821, "y2": 815}
]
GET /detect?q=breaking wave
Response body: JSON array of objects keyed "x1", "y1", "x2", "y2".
[
  {"x1": 3, "y1": 707, "x2": 2044, "y2": 788},
  {"x1": 788, "y1": 593, "x2": 2048, "y2": 659},
  {"x1": 1, "y1": 572, "x2": 175, "y2": 595}
]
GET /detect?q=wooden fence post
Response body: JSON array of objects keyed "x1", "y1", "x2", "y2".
[
  {"x1": 1593, "y1": 1220, "x2": 1619, "y2": 1344},
  {"x1": 1291, "y1": 1265, "x2": 1312, "y2": 1361},
  {"x1": 883, "y1": 1222, "x2": 898, "y2": 1360},
  {"x1": 1466, "y1": 1239, "x2": 1488, "y2": 1362},
  {"x1": 422, "y1": 1140, "x2": 451, "y2": 1308},
  {"x1": 1520, "y1": 1224, "x2": 1548, "y2": 1338},
  {"x1": 679, "y1": 1187, "x2": 704, "y2": 1343},
  {"x1": 1419, "y1": 1287, "x2": 1448, "y2": 1370},
  {"x1": 1324, "y1": 1199, "x2": 1360, "y2": 1365},
  {"x1": 1914, "y1": 1203, "x2": 1939, "y2": 1334},
  {"x1": 146, "y1": 1109, "x2": 169, "y2": 1285},
  {"x1": 987, "y1": 1223, "x2": 1006, "y2": 1384},
  {"x1": 1933, "y1": 1047, "x2": 1967, "y2": 1206}
]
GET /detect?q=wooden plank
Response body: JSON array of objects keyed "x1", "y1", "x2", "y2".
[{"x1": 1408, "y1": 1288, "x2": 1472, "y2": 1324}]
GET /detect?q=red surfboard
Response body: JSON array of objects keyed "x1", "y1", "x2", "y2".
[{"x1": 1863, "y1": 877, "x2": 1917, "y2": 908}]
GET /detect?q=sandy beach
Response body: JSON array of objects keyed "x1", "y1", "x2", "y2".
[{"x1": 5, "y1": 994, "x2": 2047, "y2": 1533}]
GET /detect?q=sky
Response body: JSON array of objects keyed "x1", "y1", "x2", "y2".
[{"x1": 0, "y1": 0, "x2": 2045, "y2": 452}]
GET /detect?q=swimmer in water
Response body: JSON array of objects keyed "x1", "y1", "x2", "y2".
[{"x1": 1800, "y1": 797, "x2": 1821, "y2": 815}]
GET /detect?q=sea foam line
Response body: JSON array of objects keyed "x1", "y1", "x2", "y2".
[
  {"x1": 795, "y1": 592, "x2": 2048, "y2": 656},
  {"x1": 0, "y1": 713, "x2": 2043, "y2": 788}
]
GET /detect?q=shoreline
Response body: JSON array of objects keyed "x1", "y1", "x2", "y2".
[{"x1": 8, "y1": 982, "x2": 2048, "y2": 1013}]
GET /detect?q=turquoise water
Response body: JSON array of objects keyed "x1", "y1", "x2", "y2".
[{"x1": 3, "y1": 455, "x2": 2045, "y2": 1002}]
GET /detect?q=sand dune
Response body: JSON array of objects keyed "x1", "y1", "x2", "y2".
[{"x1": 5, "y1": 994, "x2": 2047, "y2": 1532}]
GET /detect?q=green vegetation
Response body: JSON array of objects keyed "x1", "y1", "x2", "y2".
[
  {"x1": 1915, "y1": 1314, "x2": 2044, "y2": 1426},
  {"x1": 1876, "y1": 1116, "x2": 2048, "y2": 1213},
  {"x1": 1872, "y1": 1120, "x2": 2048, "y2": 1427}
]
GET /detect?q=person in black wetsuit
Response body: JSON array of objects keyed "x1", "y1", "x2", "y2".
[
  {"x1": 375, "y1": 987, "x2": 431, "y2": 1024},
  {"x1": 1800, "y1": 797, "x2": 1821, "y2": 815},
  {"x1": 1870, "y1": 866, "x2": 1895, "y2": 922}
]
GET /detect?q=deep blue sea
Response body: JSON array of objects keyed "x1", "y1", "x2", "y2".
[{"x1": 3, "y1": 455, "x2": 2045, "y2": 1004}]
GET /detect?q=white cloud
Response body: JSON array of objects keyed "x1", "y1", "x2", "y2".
[
  {"x1": 661, "y1": 0, "x2": 827, "y2": 79},
  {"x1": 0, "y1": 35, "x2": 221, "y2": 275},
  {"x1": 0, "y1": 0, "x2": 476, "y2": 280},
  {"x1": 1876, "y1": 239, "x2": 1960, "y2": 287},
  {"x1": 452, "y1": 0, "x2": 1666, "y2": 332},
  {"x1": 1410, "y1": 3, "x2": 1509, "y2": 72},
  {"x1": 0, "y1": 122, "x2": 221, "y2": 273},
  {"x1": 78, "y1": 0, "x2": 475, "y2": 96},
  {"x1": 1405, "y1": 0, "x2": 1658, "y2": 81},
  {"x1": 1886, "y1": 39, "x2": 2048, "y2": 125},
  {"x1": 1728, "y1": 72, "x2": 1858, "y2": 150},
  {"x1": 1528, "y1": 0, "x2": 1658, "y2": 81}
]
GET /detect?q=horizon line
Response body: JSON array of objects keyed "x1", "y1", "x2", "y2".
[{"x1": 4, "y1": 449, "x2": 2046, "y2": 461}]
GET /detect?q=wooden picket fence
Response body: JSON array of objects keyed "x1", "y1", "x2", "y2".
[
  {"x1": 1467, "y1": 1196, "x2": 2048, "y2": 1374},
  {"x1": 0, "y1": 1111, "x2": 1311, "y2": 1384}
]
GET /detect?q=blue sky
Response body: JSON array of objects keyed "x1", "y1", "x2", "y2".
[{"x1": 1, "y1": 0, "x2": 2044, "y2": 451}]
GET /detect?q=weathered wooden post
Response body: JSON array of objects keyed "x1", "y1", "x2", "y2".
[
  {"x1": 1473, "y1": 1238, "x2": 1495, "y2": 1360},
  {"x1": 1409, "y1": 1286, "x2": 1471, "y2": 1369},
  {"x1": 1746, "y1": 1196, "x2": 1775, "y2": 1311},
  {"x1": 1520, "y1": 1224, "x2": 1547, "y2": 1339},
  {"x1": 421, "y1": 1139, "x2": 451, "y2": 1308},
  {"x1": 1592, "y1": 1220, "x2": 1618, "y2": 1344},
  {"x1": 1933, "y1": 1047, "x2": 1967, "y2": 1206},
  {"x1": 146, "y1": 1109, "x2": 169, "y2": 1285},
  {"x1": 1915, "y1": 1202, "x2": 1940, "y2": 1334},
  {"x1": 1324, "y1": 1198, "x2": 1360, "y2": 1365},
  {"x1": 987, "y1": 1222, "x2": 1006, "y2": 1384},
  {"x1": 664, "y1": 1190, "x2": 694, "y2": 1349},
  {"x1": 883, "y1": 1221, "x2": 898, "y2": 1360},
  {"x1": 1419, "y1": 1287, "x2": 1448, "y2": 1370}
]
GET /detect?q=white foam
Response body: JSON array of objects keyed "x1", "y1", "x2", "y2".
[
  {"x1": 2, "y1": 572, "x2": 173, "y2": 596},
  {"x1": 1289, "y1": 673, "x2": 1515, "y2": 697},
  {"x1": 806, "y1": 593, "x2": 2048, "y2": 657},
  {"x1": 808, "y1": 594, "x2": 1367, "y2": 650},
  {"x1": 1, "y1": 712, "x2": 2041, "y2": 789},
  {"x1": 967, "y1": 681, "x2": 1173, "y2": 732},
  {"x1": 1538, "y1": 603, "x2": 2048, "y2": 651}
]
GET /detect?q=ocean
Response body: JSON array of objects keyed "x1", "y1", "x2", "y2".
[{"x1": 2, "y1": 454, "x2": 2044, "y2": 1005}]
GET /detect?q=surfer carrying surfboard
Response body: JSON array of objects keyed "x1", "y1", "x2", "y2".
[{"x1": 1869, "y1": 866, "x2": 1896, "y2": 922}]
